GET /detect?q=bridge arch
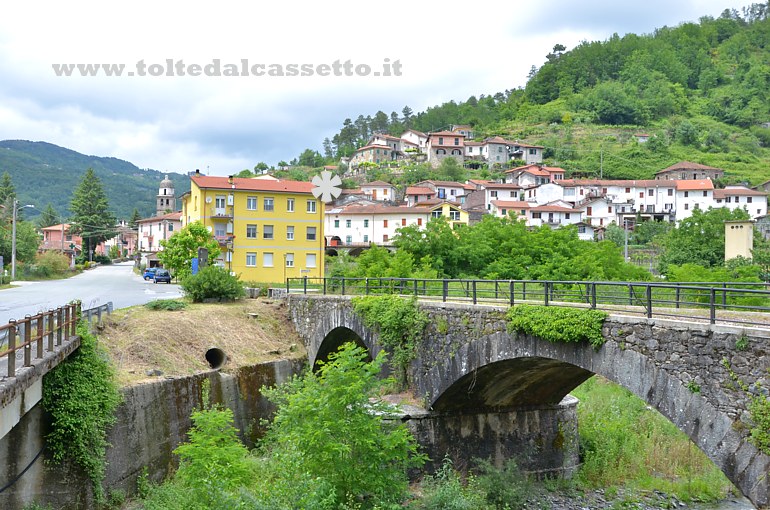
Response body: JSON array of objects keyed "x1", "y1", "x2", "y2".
[
  {"x1": 312, "y1": 326, "x2": 371, "y2": 372},
  {"x1": 288, "y1": 295, "x2": 770, "y2": 507}
]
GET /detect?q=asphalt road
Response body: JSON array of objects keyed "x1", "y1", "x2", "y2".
[{"x1": 0, "y1": 261, "x2": 183, "y2": 325}]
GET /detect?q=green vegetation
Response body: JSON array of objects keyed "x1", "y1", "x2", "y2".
[
  {"x1": 573, "y1": 377, "x2": 734, "y2": 503},
  {"x1": 0, "y1": 140, "x2": 188, "y2": 219},
  {"x1": 69, "y1": 168, "x2": 117, "y2": 261},
  {"x1": 351, "y1": 295, "x2": 430, "y2": 385},
  {"x1": 506, "y1": 305, "x2": 608, "y2": 347},
  {"x1": 140, "y1": 344, "x2": 426, "y2": 509},
  {"x1": 180, "y1": 265, "x2": 245, "y2": 302},
  {"x1": 158, "y1": 221, "x2": 221, "y2": 280},
  {"x1": 722, "y1": 358, "x2": 770, "y2": 455},
  {"x1": 144, "y1": 299, "x2": 188, "y2": 311},
  {"x1": 42, "y1": 320, "x2": 122, "y2": 501}
]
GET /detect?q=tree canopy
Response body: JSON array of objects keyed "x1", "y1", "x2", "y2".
[
  {"x1": 69, "y1": 168, "x2": 117, "y2": 261},
  {"x1": 158, "y1": 221, "x2": 221, "y2": 279}
]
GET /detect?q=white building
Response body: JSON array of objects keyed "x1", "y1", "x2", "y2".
[
  {"x1": 360, "y1": 181, "x2": 397, "y2": 202},
  {"x1": 714, "y1": 186, "x2": 768, "y2": 218},
  {"x1": 325, "y1": 205, "x2": 428, "y2": 246}
]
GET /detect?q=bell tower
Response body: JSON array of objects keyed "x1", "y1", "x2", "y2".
[{"x1": 157, "y1": 175, "x2": 176, "y2": 215}]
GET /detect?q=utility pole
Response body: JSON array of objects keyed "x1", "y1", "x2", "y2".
[
  {"x1": 624, "y1": 218, "x2": 629, "y2": 262},
  {"x1": 11, "y1": 199, "x2": 35, "y2": 280}
]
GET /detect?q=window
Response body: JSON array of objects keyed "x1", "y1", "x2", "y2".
[
  {"x1": 490, "y1": 190, "x2": 498, "y2": 198},
  {"x1": 438, "y1": 137, "x2": 443, "y2": 145},
  {"x1": 578, "y1": 225, "x2": 586, "y2": 234},
  {"x1": 468, "y1": 147, "x2": 473, "y2": 153},
  {"x1": 648, "y1": 189, "x2": 654, "y2": 196},
  {"x1": 363, "y1": 234, "x2": 369, "y2": 243},
  {"x1": 607, "y1": 206, "x2": 612, "y2": 213},
  {"x1": 263, "y1": 252, "x2": 274, "y2": 267},
  {"x1": 383, "y1": 219, "x2": 388, "y2": 228},
  {"x1": 246, "y1": 224, "x2": 257, "y2": 238},
  {"x1": 564, "y1": 188, "x2": 575, "y2": 197},
  {"x1": 703, "y1": 191, "x2": 708, "y2": 197},
  {"x1": 346, "y1": 219, "x2": 352, "y2": 228},
  {"x1": 307, "y1": 200, "x2": 317, "y2": 213},
  {"x1": 306, "y1": 227, "x2": 316, "y2": 241},
  {"x1": 401, "y1": 218, "x2": 407, "y2": 226},
  {"x1": 431, "y1": 210, "x2": 442, "y2": 218},
  {"x1": 454, "y1": 137, "x2": 459, "y2": 145},
  {"x1": 287, "y1": 198, "x2": 295, "y2": 212},
  {"x1": 306, "y1": 253, "x2": 316, "y2": 268},
  {"x1": 726, "y1": 196, "x2": 732, "y2": 203},
  {"x1": 364, "y1": 219, "x2": 369, "y2": 227},
  {"x1": 529, "y1": 148, "x2": 537, "y2": 155},
  {"x1": 639, "y1": 192, "x2": 644, "y2": 198},
  {"x1": 625, "y1": 187, "x2": 630, "y2": 193},
  {"x1": 264, "y1": 197, "x2": 274, "y2": 211},
  {"x1": 215, "y1": 224, "x2": 226, "y2": 237},
  {"x1": 286, "y1": 226, "x2": 294, "y2": 240},
  {"x1": 664, "y1": 203, "x2": 673, "y2": 210},
  {"x1": 667, "y1": 189, "x2": 673, "y2": 196},
  {"x1": 684, "y1": 191, "x2": 689, "y2": 198},
  {"x1": 246, "y1": 252, "x2": 256, "y2": 267},
  {"x1": 215, "y1": 196, "x2": 226, "y2": 208},
  {"x1": 247, "y1": 196, "x2": 257, "y2": 210},
  {"x1": 565, "y1": 213, "x2": 571, "y2": 219},
  {"x1": 263, "y1": 225, "x2": 274, "y2": 240},
  {"x1": 436, "y1": 149, "x2": 446, "y2": 155},
  {"x1": 168, "y1": 224, "x2": 174, "y2": 232},
  {"x1": 449, "y1": 210, "x2": 460, "y2": 221},
  {"x1": 417, "y1": 218, "x2": 422, "y2": 226},
  {"x1": 383, "y1": 234, "x2": 389, "y2": 242},
  {"x1": 334, "y1": 219, "x2": 339, "y2": 228},
  {"x1": 684, "y1": 203, "x2": 689, "y2": 210},
  {"x1": 345, "y1": 235, "x2": 352, "y2": 244},
  {"x1": 748, "y1": 197, "x2": 753, "y2": 203},
  {"x1": 285, "y1": 253, "x2": 294, "y2": 267},
  {"x1": 532, "y1": 212, "x2": 541, "y2": 219}
]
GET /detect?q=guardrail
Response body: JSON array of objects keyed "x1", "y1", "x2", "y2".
[
  {"x1": 0, "y1": 302, "x2": 112, "y2": 379},
  {"x1": 286, "y1": 277, "x2": 770, "y2": 328}
]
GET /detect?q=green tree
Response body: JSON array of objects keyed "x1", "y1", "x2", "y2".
[
  {"x1": 0, "y1": 220, "x2": 39, "y2": 270},
  {"x1": 69, "y1": 168, "x2": 117, "y2": 261},
  {"x1": 658, "y1": 207, "x2": 750, "y2": 272},
  {"x1": 436, "y1": 157, "x2": 466, "y2": 182},
  {"x1": 129, "y1": 208, "x2": 141, "y2": 229},
  {"x1": 158, "y1": 221, "x2": 220, "y2": 280},
  {"x1": 0, "y1": 171, "x2": 17, "y2": 223},
  {"x1": 261, "y1": 343, "x2": 426, "y2": 507},
  {"x1": 36, "y1": 203, "x2": 60, "y2": 229}
]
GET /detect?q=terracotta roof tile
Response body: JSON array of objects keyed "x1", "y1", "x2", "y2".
[{"x1": 191, "y1": 174, "x2": 314, "y2": 193}]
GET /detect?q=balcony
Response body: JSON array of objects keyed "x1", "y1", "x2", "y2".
[
  {"x1": 210, "y1": 207, "x2": 233, "y2": 218},
  {"x1": 214, "y1": 235, "x2": 234, "y2": 246}
]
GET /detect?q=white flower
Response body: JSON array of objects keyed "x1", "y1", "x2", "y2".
[{"x1": 311, "y1": 170, "x2": 342, "y2": 203}]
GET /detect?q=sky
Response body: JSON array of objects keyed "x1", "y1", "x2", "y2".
[{"x1": 0, "y1": 1, "x2": 754, "y2": 177}]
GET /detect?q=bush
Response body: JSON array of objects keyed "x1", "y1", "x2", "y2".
[
  {"x1": 145, "y1": 299, "x2": 188, "y2": 311},
  {"x1": 181, "y1": 266, "x2": 245, "y2": 302},
  {"x1": 506, "y1": 305, "x2": 608, "y2": 348}
]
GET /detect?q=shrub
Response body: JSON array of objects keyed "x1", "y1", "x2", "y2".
[
  {"x1": 42, "y1": 321, "x2": 122, "y2": 501},
  {"x1": 417, "y1": 458, "x2": 488, "y2": 510},
  {"x1": 181, "y1": 266, "x2": 245, "y2": 302},
  {"x1": 145, "y1": 299, "x2": 188, "y2": 311},
  {"x1": 506, "y1": 305, "x2": 608, "y2": 348}
]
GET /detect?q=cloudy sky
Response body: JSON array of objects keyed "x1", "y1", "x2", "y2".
[{"x1": 0, "y1": 0, "x2": 752, "y2": 176}]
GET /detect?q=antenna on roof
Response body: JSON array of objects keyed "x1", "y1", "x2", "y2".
[{"x1": 206, "y1": 165, "x2": 210, "y2": 175}]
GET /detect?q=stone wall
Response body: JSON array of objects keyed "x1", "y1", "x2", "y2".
[{"x1": 0, "y1": 359, "x2": 303, "y2": 510}]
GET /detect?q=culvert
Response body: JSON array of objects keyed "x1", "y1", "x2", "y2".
[{"x1": 205, "y1": 347, "x2": 227, "y2": 369}]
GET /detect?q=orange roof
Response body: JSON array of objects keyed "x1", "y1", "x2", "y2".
[
  {"x1": 42, "y1": 223, "x2": 72, "y2": 231},
  {"x1": 329, "y1": 205, "x2": 426, "y2": 215},
  {"x1": 406, "y1": 186, "x2": 435, "y2": 195},
  {"x1": 430, "y1": 130, "x2": 466, "y2": 137},
  {"x1": 492, "y1": 200, "x2": 531, "y2": 208},
  {"x1": 530, "y1": 204, "x2": 576, "y2": 213},
  {"x1": 714, "y1": 187, "x2": 767, "y2": 198},
  {"x1": 504, "y1": 164, "x2": 564, "y2": 175},
  {"x1": 191, "y1": 174, "x2": 314, "y2": 194},
  {"x1": 656, "y1": 161, "x2": 722, "y2": 174},
  {"x1": 675, "y1": 179, "x2": 714, "y2": 191},
  {"x1": 559, "y1": 179, "x2": 667, "y2": 187},
  {"x1": 136, "y1": 212, "x2": 182, "y2": 224}
]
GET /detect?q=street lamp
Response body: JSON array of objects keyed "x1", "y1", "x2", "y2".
[{"x1": 11, "y1": 199, "x2": 35, "y2": 281}]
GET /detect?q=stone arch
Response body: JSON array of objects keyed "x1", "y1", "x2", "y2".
[
  {"x1": 418, "y1": 331, "x2": 770, "y2": 507},
  {"x1": 312, "y1": 326, "x2": 371, "y2": 372}
]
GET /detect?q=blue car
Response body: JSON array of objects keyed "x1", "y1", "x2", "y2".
[
  {"x1": 143, "y1": 267, "x2": 158, "y2": 280},
  {"x1": 153, "y1": 268, "x2": 172, "y2": 284}
]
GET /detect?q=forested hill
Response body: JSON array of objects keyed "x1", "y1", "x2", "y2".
[
  {"x1": 0, "y1": 140, "x2": 189, "y2": 220},
  {"x1": 320, "y1": 3, "x2": 770, "y2": 184}
]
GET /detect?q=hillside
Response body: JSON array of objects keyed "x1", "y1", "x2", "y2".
[
  {"x1": 0, "y1": 140, "x2": 190, "y2": 219},
  {"x1": 315, "y1": 5, "x2": 770, "y2": 185}
]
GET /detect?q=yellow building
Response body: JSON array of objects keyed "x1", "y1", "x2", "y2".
[
  {"x1": 181, "y1": 172, "x2": 324, "y2": 283},
  {"x1": 413, "y1": 200, "x2": 470, "y2": 228}
]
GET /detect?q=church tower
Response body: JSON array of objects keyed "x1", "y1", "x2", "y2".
[{"x1": 157, "y1": 175, "x2": 176, "y2": 215}]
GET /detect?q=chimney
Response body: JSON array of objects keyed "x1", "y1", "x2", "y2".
[{"x1": 195, "y1": 169, "x2": 200, "y2": 175}]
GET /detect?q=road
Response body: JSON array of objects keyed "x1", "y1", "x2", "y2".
[{"x1": 0, "y1": 262, "x2": 183, "y2": 325}]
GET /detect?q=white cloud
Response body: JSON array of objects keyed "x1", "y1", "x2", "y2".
[{"x1": 0, "y1": 0, "x2": 754, "y2": 175}]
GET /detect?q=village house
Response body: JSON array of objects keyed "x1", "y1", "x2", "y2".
[
  {"x1": 528, "y1": 203, "x2": 583, "y2": 228},
  {"x1": 490, "y1": 200, "x2": 531, "y2": 220},
  {"x1": 714, "y1": 186, "x2": 769, "y2": 218},
  {"x1": 38, "y1": 223, "x2": 106, "y2": 265},
  {"x1": 425, "y1": 131, "x2": 465, "y2": 168},
  {"x1": 412, "y1": 200, "x2": 470, "y2": 228},
  {"x1": 504, "y1": 164, "x2": 565, "y2": 186},
  {"x1": 655, "y1": 161, "x2": 724, "y2": 181},
  {"x1": 180, "y1": 172, "x2": 325, "y2": 282},
  {"x1": 508, "y1": 142, "x2": 545, "y2": 165},
  {"x1": 401, "y1": 129, "x2": 428, "y2": 150},
  {"x1": 450, "y1": 124, "x2": 475, "y2": 139},
  {"x1": 136, "y1": 211, "x2": 183, "y2": 268},
  {"x1": 360, "y1": 181, "x2": 397, "y2": 202},
  {"x1": 324, "y1": 204, "x2": 428, "y2": 248},
  {"x1": 405, "y1": 186, "x2": 436, "y2": 206}
]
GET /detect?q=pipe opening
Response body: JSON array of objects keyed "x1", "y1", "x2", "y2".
[{"x1": 205, "y1": 347, "x2": 227, "y2": 369}]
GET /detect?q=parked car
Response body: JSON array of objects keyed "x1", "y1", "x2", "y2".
[
  {"x1": 153, "y1": 268, "x2": 172, "y2": 284},
  {"x1": 143, "y1": 267, "x2": 158, "y2": 280}
]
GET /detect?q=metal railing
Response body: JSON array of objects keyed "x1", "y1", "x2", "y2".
[
  {"x1": 0, "y1": 302, "x2": 112, "y2": 379},
  {"x1": 286, "y1": 277, "x2": 770, "y2": 328}
]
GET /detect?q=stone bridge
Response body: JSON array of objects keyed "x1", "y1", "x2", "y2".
[{"x1": 288, "y1": 294, "x2": 770, "y2": 508}]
